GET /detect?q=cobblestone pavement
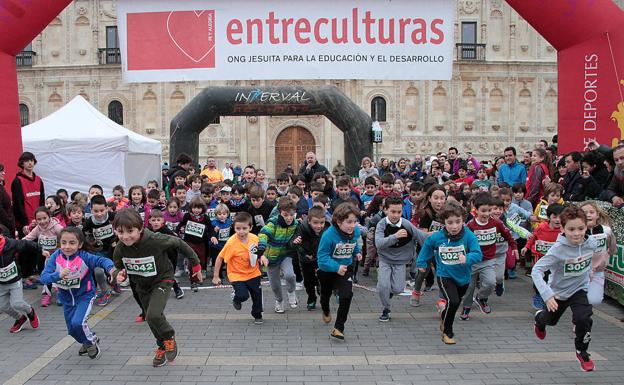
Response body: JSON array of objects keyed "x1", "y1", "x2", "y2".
[{"x1": 1, "y1": 272, "x2": 623, "y2": 385}]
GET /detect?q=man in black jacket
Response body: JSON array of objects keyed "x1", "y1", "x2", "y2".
[
  {"x1": 298, "y1": 152, "x2": 329, "y2": 184},
  {"x1": 562, "y1": 152, "x2": 583, "y2": 201}
]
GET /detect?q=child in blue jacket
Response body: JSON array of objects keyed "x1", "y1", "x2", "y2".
[
  {"x1": 41, "y1": 228, "x2": 116, "y2": 359},
  {"x1": 317, "y1": 202, "x2": 362, "y2": 341},
  {"x1": 417, "y1": 201, "x2": 482, "y2": 345}
]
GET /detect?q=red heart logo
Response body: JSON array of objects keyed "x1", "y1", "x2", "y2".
[{"x1": 166, "y1": 11, "x2": 215, "y2": 63}]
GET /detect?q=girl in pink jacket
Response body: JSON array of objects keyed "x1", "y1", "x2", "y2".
[{"x1": 24, "y1": 207, "x2": 64, "y2": 307}]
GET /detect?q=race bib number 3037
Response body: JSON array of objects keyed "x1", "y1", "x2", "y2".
[
  {"x1": 122, "y1": 256, "x2": 157, "y2": 277},
  {"x1": 564, "y1": 254, "x2": 592, "y2": 277}
]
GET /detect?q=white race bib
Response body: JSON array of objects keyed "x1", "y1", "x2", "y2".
[
  {"x1": 93, "y1": 224, "x2": 114, "y2": 240},
  {"x1": 564, "y1": 253, "x2": 592, "y2": 277},
  {"x1": 249, "y1": 243, "x2": 259, "y2": 267},
  {"x1": 38, "y1": 235, "x2": 57, "y2": 250},
  {"x1": 56, "y1": 271, "x2": 81, "y2": 290},
  {"x1": 535, "y1": 240, "x2": 555, "y2": 254},
  {"x1": 0, "y1": 262, "x2": 19, "y2": 282},
  {"x1": 332, "y1": 242, "x2": 356, "y2": 259},
  {"x1": 185, "y1": 221, "x2": 206, "y2": 238},
  {"x1": 254, "y1": 215, "x2": 265, "y2": 227},
  {"x1": 218, "y1": 227, "x2": 231, "y2": 241},
  {"x1": 474, "y1": 228, "x2": 497, "y2": 246},
  {"x1": 538, "y1": 205, "x2": 549, "y2": 220},
  {"x1": 438, "y1": 245, "x2": 465, "y2": 265},
  {"x1": 429, "y1": 221, "x2": 444, "y2": 232},
  {"x1": 207, "y1": 209, "x2": 216, "y2": 220},
  {"x1": 123, "y1": 256, "x2": 157, "y2": 277},
  {"x1": 592, "y1": 233, "x2": 608, "y2": 253}
]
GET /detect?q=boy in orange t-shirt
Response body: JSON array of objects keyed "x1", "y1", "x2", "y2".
[{"x1": 213, "y1": 212, "x2": 268, "y2": 324}]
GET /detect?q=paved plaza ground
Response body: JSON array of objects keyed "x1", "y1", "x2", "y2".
[{"x1": 1, "y1": 273, "x2": 624, "y2": 385}]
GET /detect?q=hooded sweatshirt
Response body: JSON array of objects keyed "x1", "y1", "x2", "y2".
[
  {"x1": 0, "y1": 236, "x2": 41, "y2": 285},
  {"x1": 317, "y1": 225, "x2": 361, "y2": 273},
  {"x1": 375, "y1": 217, "x2": 427, "y2": 264},
  {"x1": 23, "y1": 217, "x2": 63, "y2": 251},
  {"x1": 531, "y1": 234, "x2": 597, "y2": 301},
  {"x1": 113, "y1": 229, "x2": 200, "y2": 293},
  {"x1": 290, "y1": 217, "x2": 330, "y2": 265},
  {"x1": 417, "y1": 226, "x2": 483, "y2": 286},
  {"x1": 40, "y1": 249, "x2": 114, "y2": 306}
]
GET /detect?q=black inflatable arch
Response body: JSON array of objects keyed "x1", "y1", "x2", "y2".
[{"x1": 170, "y1": 85, "x2": 373, "y2": 176}]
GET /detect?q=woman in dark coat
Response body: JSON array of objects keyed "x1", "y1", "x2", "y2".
[{"x1": 0, "y1": 163, "x2": 16, "y2": 236}]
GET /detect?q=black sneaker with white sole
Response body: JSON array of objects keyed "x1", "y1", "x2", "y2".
[
  {"x1": 86, "y1": 340, "x2": 100, "y2": 359},
  {"x1": 233, "y1": 300, "x2": 242, "y2": 310},
  {"x1": 79, "y1": 337, "x2": 100, "y2": 356}
]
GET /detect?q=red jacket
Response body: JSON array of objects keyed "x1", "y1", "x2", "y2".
[
  {"x1": 467, "y1": 217, "x2": 517, "y2": 260},
  {"x1": 11, "y1": 172, "x2": 45, "y2": 229},
  {"x1": 526, "y1": 163, "x2": 549, "y2": 207},
  {"x1": 525, "y1": 221, "x2": 561, "y2": 262}
]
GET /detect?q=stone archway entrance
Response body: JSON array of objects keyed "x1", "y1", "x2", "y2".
[{"x1": 274, "y1": 126, "x2": 316, "y2": 176}]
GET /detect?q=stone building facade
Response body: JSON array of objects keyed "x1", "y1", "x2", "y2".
[{"x1": 17, "y1": 0, "x2": 557, "y2": 177}]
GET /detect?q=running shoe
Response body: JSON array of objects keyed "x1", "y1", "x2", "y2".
[
  {"x1": 474, "y1": 296, "x2": 491, "y2": 314},
  {"x1": 330, "y1": 328, "x2": 344, "y2": 341},
  {"x1": 233, "y1": 300, "x2": 242, "y2": 310},
  {"x1": 307, "y1": 301, "x2": 316, "y2": 311},
  {"x1": 295, "y1": 282, "x2": 304, "y2": 291},
  {"x1": 40, "y1": 293, "x2": 51, "y2": 307},
  {"x1": 287, "y1": 291, "x2": 298, "y2": 309},
  {"x1": 9, "y1": 315, "x2": 27, "y2": 333},
  {"x1": 274, "y1": 300, "x2": 285, "y2": 313},
  {"x1": 22, "y1": 279, "x2": 37, "y2": 290},
  {"x1": 163, "y1": 337, "x2": 178, "y2": 362},
  {"x1": 96, "y1": 291, "x2": 111, "y2": 307},
  {"x1": 576, "y1": 350, "x2": 595, "y2": 372},
  {"x1": 436, "y1": 298, "x2": 447, "y2": 313},
  {"x1": 112, "y1": 284, "x2": 123, "y2": 294},
  {"x1": 507, "y1": 268, "x2": 517, "y2": 279},
  {"x1": 135, "y1": 314, "x2": 145, "y2": 323},
  {"x1": 322, "y1": 312, "x2": 332, "y2": 324},
  {"x1": 410, "y1": 291, "x2": 421, "y2": 307},
  {"x1": 495, "y1": 282, "x2": 505, "y2": 297},
  {"x1": 174, "y1": 286, "x2": 184, "y2": 299},
  {"x1": 379, "y1": 308, "x2": 390, "y2": 322},
  {"x1": 191, "y1": 283, "x2": 199, "y2": 293},
  {"x1": 459, "y1": 307, "x2": 471, "y2": 321},
  {"x1": 27, "y1": 308, "x2": 39, "y2": 329},
  {"x1": 87, "y1": 340, "x2": 100, "y2": 359},
  {"x1": 441, "y1": 333, "x2": 456, "y2": 345},
  {"x1": 79, "y1": 337, "x2": 100, "y2": 356},
  {"x1": 153, "y1": 347, "x2": 167, "y2": 367},
  {"x1": 254, "y1": 318, "x2": 264, "y2": 325},
  {"x1": 534, "y1": 310, "x2": 546, "y2": 340}
]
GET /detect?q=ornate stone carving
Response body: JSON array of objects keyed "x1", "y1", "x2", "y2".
[
  {"x1": 407, "y1": 124, "x2": 417, "y2": 131},
  {"x1": 491, "y1": 124, "x2": 501, "y2": 132},
  {"x1": 51, "y1": 50, "x2": 60, "y2": 57},
  {"x1": 464, "y1": 122, "x2": 474, "y2": 131},
  {"x1": 435, "y1": 125, "x2": 444, "y2": 132},
  {"x1": 459, "y1": 1, "x2": 478, "y2": 15},
  {"x1": 478, "y1": 142, "x2": 489, "y2": 152},
  {"x1": 420, "y1": 141, "x2": 433, "y2": 153},
  {"x1": 493, "y1": 142, "x2": 504, "y2": 152},
  {"x1": 491, "y1": 0, "x2": 502, "y2": 8},
  {"x1": 519, "y1": 125, "x2": 529, "y2": 132},
  {"x1": 521, "y1": 45, "x2": 529, "y2": 52},
  {"x1": 247, "y1": 116, "x2": 258, "y2": 124},
  {"x1": 492, "y1": 44, "x2": 501, "y2": 52},
  {"x1": 206, "y1": 145, "x2": 218, "y2": 156},
  {"x1": 78, "y1": 49, "x2": 87, "y2": 56},
  {"x1": 405, "y1": 141, "x2": 418, "y2": 154},
  {"x1": 77, "y1": 6, "x2": 88, "y2": 16}
]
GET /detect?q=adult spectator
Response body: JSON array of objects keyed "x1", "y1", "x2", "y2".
[
  {"x1": 377, "y1": 158, "x2": 391, "y2": 176},
  {"x1": 233, "y1": 163, "x2": 242, "y2": 181},
  {"x1": 392, "y1": 158, "x2": 410, "y2": 180},
  {"x1": 222, "y1": 162, "x2": 234, "y2": 181},
  {"x1": 11, "y1": 152, "x2": 45, "y2": 236},
  {"x1": 332, "y1": 160, "x2": 346, "y2": 178},
  {"x1": 602, "y1": 144, "x2": 624, "y2": 207},
  {"x1": 161, "y1": 164, "x2": 170, "y2": 190},
  {"x1": 562, "y1": 151, "x2": 583, "y2": 201},
  {"x1": 200, "y1": 157, "x2": 224, "y2": 183},
  {"x1": 0, "y1": 163, "x2": 15, "y2": 236},
  {"x1": 498, "y1": 147, "x2": 527, "y2": 187},
  {"x1": 575, "y1": 151, "x2": 609, "y2": 200},
  {"x1": 522, "y1": 151, "x2": 532, "y2": 170},
  {"x1": 167, "y1": 153, "x2": 193, "y2": 188},
  {"x1": 299, "y1": 152, "x2": 329, "y2": 184},
  {"x1": 449, "y1": 147, "x2": 480, "y2": 174},
  {"x1": 358, "y1": 157, "x2": 378, "y2": 181},
  {"x1": 409, "y1": 155, "x2": 425, "y2": 181}
]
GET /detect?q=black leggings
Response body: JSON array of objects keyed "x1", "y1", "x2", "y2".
[
  {"x1": 317, "y1": 269, "x2": 353, "y2": 333},
  {"x1": 438, "y1": 276, "x2": 469, "y2": 338},
  {"x1": 300, "y1": 261, "x2": 319, "y2": 304}
]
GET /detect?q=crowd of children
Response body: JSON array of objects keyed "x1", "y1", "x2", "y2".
[{"x1": 1, "y1": 145, "x2": 619, "y2": 373}]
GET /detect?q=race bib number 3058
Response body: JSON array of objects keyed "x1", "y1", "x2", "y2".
[
  {"x1": 333, "y1": 242, "x2": 356, "y2": 259},
  {"x1": 438, "y1": 245, "x2": 465, "y2": 265},
  {"x1": 122, "y1": 256, "x2": 157, "y2": 277},
  {"x1": 564, "y1": 254, "x2": 592, "y2": 277}
]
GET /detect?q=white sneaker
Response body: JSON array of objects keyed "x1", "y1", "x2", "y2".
[
  {"x1": 174, "y1": 269, "x2": 183, "y2": 278},
  {"x1": 295, "y1": 282, "x2": 304, "y2": 291},
  {"x1": 287, "y1": 291, "x2": 298, "y2": 309},
  {"x1": 275, "y1": 300, "x2": 285, "y2": 313}
]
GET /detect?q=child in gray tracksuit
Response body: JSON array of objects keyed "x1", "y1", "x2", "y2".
[{"x1": 375, "y1": 196, "x2": 427, "y2": 322}]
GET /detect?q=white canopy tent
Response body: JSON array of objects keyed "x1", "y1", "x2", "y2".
[{"x1": 21, "y1": 95, "x2": 162, "y2": 196}]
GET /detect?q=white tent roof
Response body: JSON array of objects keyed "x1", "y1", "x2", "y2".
[
  {"x1": 22, "y1": 95, "x2": 161, "y2": 154},
  {"x1": 21, "y1": 95, "x2": 162, "y2": 196}
]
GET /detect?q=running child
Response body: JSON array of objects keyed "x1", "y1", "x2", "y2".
[
  {"x1": 532, "y1": 205, "x2": 598, "y2": 372},
  {"x1": 177, "y1": 197, "x2": 212, "y2": 292},
  {"x1": 212, "y1": 212, "x2": 269, "y2": 324},
  {"x1": 532, "y1": 183, "x2": 564, "y2": 229},
  {"x1": 258, "y1": 197, "x2": 299, "y2": 313},
  {"x1": 148, "y1": 209, "x2": 185, "y2": 299},
  {"x1": 248, "y1": 186, "x2": 273, "y2": 235},
  {"x1": 209, "y1": 203, "x2": 233, "y2": 279},
  {"x1": 291, "y1": 206, "x2": 330, "y2": 310},
  {"x1": 580, "y1": 201, "x2": 616, "y2": 305},
  {"x1": 113, "y1": 209, "x2": 202, "y2": 367},
  {"x1": 0, "y1": 233, "x2": 40, "y2": 333},
  {"x1": 375, "y1": 195, "x2": 427, "y2": 322},
  {"x1": 317, "y1": 202, "x2": 362, "y2": 341},
  {"x1": 416, "y1": 201, "x2": 482, "y2": 344},
  {"x1": 522, "y1": 203, "x2": 565, "y2": 309},
  {"x1": 40, "y1": 228, "x2": 116, "y2": 359}
]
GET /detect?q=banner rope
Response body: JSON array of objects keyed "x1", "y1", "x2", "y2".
[{"x1": 605, "y1": 32, "x2": 624, "y2": 102}]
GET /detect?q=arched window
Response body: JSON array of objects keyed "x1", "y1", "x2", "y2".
[
  {"x1": 108, "y1": 100, "x2": 123, "y2": 125},
  {"x1": 19, "y1": 104, "x2": 29, "y2": 126},
  {"x1": 371, "y1": 96, "x2": 386, "y2": 122}
]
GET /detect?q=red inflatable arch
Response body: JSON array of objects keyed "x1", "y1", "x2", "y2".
[{"x1": 2, "y1": 0, "x2": 624, "y2": 186}]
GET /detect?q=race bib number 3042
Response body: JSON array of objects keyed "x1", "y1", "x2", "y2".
[
  {"x1": 438, "y1": 245, "x2": 465, "y2": 265},
  {"x1": 564, "y1": 254, "x2": 592, "y2": 277},
  {"x1": 122, "y1": 256, "x2": 157, "y2": 277}
]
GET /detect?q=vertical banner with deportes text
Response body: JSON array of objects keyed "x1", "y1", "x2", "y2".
[{"x1": 117, "y1": 0, "x2": 455, "y2": 82}]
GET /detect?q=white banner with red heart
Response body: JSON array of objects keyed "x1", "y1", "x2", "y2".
[{"x1": 118, "y1": 0, "x2": 454, "y2": 82}]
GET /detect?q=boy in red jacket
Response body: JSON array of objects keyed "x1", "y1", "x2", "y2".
[
  {"x1": 461, "y1": 192, "x2": 517, "y2": 318},
  {"x1": 522, "y1": 203, "x2": 565, "y2": 310}
]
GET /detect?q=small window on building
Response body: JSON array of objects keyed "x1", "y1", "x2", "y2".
[
  {"x1": 19, "y1": 104, "x2": 29, "y2": 126},
  {"x1": 371, "y1": 96, "x2": 386, "y2": 122},
  {"x1": 108, "y1": 100, "x2": 123, "y2": 125}
]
